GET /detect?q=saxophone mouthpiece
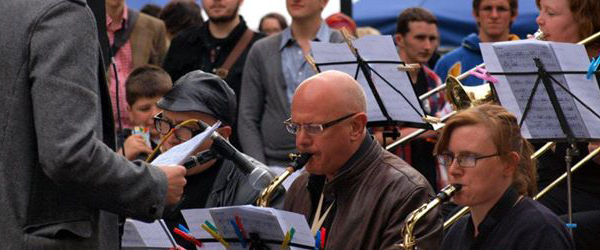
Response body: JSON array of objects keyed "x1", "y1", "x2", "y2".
[
  {"x1": 290, "y1": 153, "x2": 312, "y2": 171},
  {"x1": 437, "y1": 184, "x2": 462, "y2": 202},
  {"x1": 534, "y1": 29, "x2": 546, "y2": 41}
]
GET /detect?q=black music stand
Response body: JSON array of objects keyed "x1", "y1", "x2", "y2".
[
  {"x1": 308, "y1": 32, "x2": 435, "y2": 148},
  {"x1": 482, "y1": 40, "x2": 600, "y2": 235}
]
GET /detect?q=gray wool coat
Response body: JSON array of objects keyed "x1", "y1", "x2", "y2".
[
  {"x1": 0, "y1": 0, "x2": 169, "y2": 249},
  {"x1": 237, "y1": 30, "x2": 344, "y2": 166}
]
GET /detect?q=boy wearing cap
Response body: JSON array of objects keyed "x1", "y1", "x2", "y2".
[{"x1": 155, "y1": 70, "x2": 281, "y2": 249}]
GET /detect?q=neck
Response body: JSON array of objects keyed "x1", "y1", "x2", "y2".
[
  {"x1": 208, "y1": 15, "x2": 241, "y2": 39},
  {"x1": 399, "y1": 51, "x2": 419, "y2": 83},
  {"x1": 106, "y1": 2, "x2": 124, "y2": 23},
  {"x1": 291, "y1": 17, "x2": 322, "y2": 54},
  {"x1": 409, "y1": 70, "x2": 420, "y2": 84},
  {"x1": 291, "y1": 16, "x2": 322, "y2": 41},
  {"x1": 479, "y1": 31, "x2": 510, "y2": 43},
  {"x1": 468, "y1": 185, "x2": 510, "y2": 236}
]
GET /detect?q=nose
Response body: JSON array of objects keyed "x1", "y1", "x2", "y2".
[
  {"x1": 490, "y1": 8, "x2": 500, "y2": 18},
  {"x1": 148, "y1": 107, "x2": 160, "y2": 126},
  {"x1": 424, "y1": 39, "x2": 434, "y2": 51},
  {"x1": 536, "y1": 14, "x2": 544, "y2": 27},
  {"x1": 295, "y1": 128, "x2": 312, "y2": 150},
  {"x1": 446, "y1": 157, "x2": 463, "y2": 178}
]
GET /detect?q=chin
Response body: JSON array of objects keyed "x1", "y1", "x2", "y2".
[{"x1": 305, "y1": 163, "x2": 323, "y2": 175}]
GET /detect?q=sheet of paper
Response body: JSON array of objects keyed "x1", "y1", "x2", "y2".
[
  {"x1": 269, "y1": 208, "x2": 314, "y2": 248},
  {"x1": 481, "y1": 40, "x2": 600, "y2": 140},
  {"x1": 552, "y1": 42, "x2": 600, "y2": 138},
  {"x1": 151, "y1": 121, "x2": 221, "y2": 165},
  {"x1": 181, "y1": 208, "x2": 227, "y2": 250},
  {"x1": 121, "y1": 219, "x2": 173, "y2": 249},
  {"x1": 310, "y1": 35, "x2": 427, "y2": 127},
  {"x1": 182, "y1": 205, "x2": 315, "y2": 250},
  {"x1": 210, "y1": 205, "x2": 284, "y2": 250}
]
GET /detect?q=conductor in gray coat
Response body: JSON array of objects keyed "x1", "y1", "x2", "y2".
[{"x1": 0, "y1": 0, "x2": 187, "y2": 249}]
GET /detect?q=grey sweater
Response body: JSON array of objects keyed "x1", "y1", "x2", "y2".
[{"x1": 238, "y1": 30, "x2": 343, "y2": 166}]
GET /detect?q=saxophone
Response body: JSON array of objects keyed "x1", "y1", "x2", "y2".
[
  {"x1": 255, "y1": 153, "x2": 312, "y2": 207},
  {"x1": 398, "y1": 184, "x2": 462, "y2": 250}
]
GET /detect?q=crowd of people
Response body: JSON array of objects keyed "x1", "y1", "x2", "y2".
[{"x1": 1, "y1": 0, "x2": 599, "y2": 249}]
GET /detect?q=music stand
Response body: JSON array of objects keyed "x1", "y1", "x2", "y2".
[
  {"x1": 307, "y1": 31, "x2": 436, "y2": 147},
  {"x1": 181, "y1": 206, "x2": 315, "y2": 250},
  {"x1": 481, "y1": 40, "x2": 600, "y2": 234}
]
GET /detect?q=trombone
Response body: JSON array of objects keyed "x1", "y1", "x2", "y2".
[{"x1": 386, "y1": 30, "x2": 600, "y2": 152}]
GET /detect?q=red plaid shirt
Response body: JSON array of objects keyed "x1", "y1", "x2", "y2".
[{"x1": 106, "y1": 6, "x2": 133, "y2": 129}]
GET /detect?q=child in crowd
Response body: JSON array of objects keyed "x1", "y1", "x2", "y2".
[{"x1": 120, "y1": 65, "x2": 172, "y2": 160}]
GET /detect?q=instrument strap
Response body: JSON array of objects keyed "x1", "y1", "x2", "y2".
[{"x1": 311, "y1": 192, "x2": 335, "y2": 236}]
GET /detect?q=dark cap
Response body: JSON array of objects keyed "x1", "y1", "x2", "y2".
[{"x1": 157, "y1": 70, "x2": 237, "y2": 125}]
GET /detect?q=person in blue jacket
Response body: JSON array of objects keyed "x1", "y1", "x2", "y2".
[{"x1": 434, "y1": 0, "x2": 519, "y2": 86}]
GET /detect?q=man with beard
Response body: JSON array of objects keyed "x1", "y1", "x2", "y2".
[
  {"x1": 163, "y1": 0, "x2": 262, "y2": 150},
  {"x1": 163, "y1": 0, "x2": 263, "y2": 99}
]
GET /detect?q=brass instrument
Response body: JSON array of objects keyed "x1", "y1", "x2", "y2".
[
  {"x1": 442, "y1": 31, "x2": 600, "y2": 229},
  {"x1": 399, "y1": 184, "x2": 462, "y2": 250},
  {"x1": 396, "y1": 30, "x2": 600, "y2": 230},
  {"x1": 444, "y1": 145, "x2": 600, "y2": 229},
  {"x1": 256, "y1": 153, "x2": 312, "y2": 207}
]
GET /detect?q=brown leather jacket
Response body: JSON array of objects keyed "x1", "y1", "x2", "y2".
[{"x1": 284, "y1": 136, "x2": 442, "y2": 250}]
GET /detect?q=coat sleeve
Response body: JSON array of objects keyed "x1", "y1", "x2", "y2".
[
  {"x1": 28, "y1": 1, "x2": 168, "y2": 221},
  {"x1": 237, "y1": 43, "x2": 267, "y2": 163}
]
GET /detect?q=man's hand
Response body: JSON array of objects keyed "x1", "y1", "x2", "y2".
[
  {"x1": 122, "y1": 134, "x2": 153, "y2": 160},
  {"x1": 158, "y1": 165, "x2": 187, "y2": 205}
]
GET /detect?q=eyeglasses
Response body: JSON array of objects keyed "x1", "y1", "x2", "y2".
[
  {"x1": 436, "y1": 152, "x2": 499, "y2": 168},
  {"x1": 153, "y1": 113, "x2": 201, "y2": 142},
  {"x1": 284, "y1": 113, "x2": 357, "y2": 135}
]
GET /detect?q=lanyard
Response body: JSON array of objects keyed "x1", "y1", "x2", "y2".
[{"x1": 311, "y1": 192, "x2": 335, "y2": 236}]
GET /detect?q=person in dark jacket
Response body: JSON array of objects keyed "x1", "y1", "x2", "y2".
[
  {"x1": 156, "y1": 70, "x2": 281, "y2": 249},
  {"x1": 283, "y1": 70, "x2": 442, "y2": 250},
  {"x1": 436, "y1": 104, "x2": 573, "y2": 250},
  {"x1": 162, "y1": 0, "x2": 263, "y2": 151}
]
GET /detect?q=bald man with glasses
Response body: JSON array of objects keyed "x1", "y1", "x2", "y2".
[{"x1": 283, "y1": 70, "x2": 442, "y2": 250}]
